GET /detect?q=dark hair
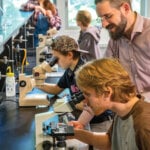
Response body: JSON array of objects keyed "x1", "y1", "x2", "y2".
[
  {"x1": 95, "y1": 0, "x2": 132, "y2": 9},
  {"x1": 51, "y1": 35, "x2": 81, "y2": 60},
  {"x1": 52, "y1": 50, "x2": 80, "y2": 60},
  {"x1": 44, "y1": 0, "x2": 56, "y2": 15}
]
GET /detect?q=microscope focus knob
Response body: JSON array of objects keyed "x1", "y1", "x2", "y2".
[
  {"x1": 34, "y1": 72, "x2": 40, "y2": 77},
  {"x1": 42, "y1": 140, "x2": 52, "y2": 150},
  {"x1": 19, "y1": 80, "x2": 26, "y2": 87}
]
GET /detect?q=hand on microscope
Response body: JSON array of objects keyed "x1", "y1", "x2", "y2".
[{"x1": 68, "y1": 120, "x2": 85, "y2": 129}]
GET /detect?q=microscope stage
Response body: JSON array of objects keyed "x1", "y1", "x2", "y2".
[{"x1": 19, "y1": 94, "x2": 50, "y2": 106}]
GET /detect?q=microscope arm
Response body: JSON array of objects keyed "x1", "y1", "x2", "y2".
[
  {"x1": 33, "y1": 58, "x2": 58, "y2": 86},
  {"x1": 19, "y1": 60, "x2": 51, "y2": 98},
  {"x1": 32, "y1": 61, "x2": 52, "y2": 86},
  {"x1": 52, "y1": 92, "x2": 85, "y2": 113},
  {"x1": 19, "y1": 58, "x2": 58, "y2": 106},
  {"x1": 19, "y1": 74, "x2": 35, "y2": 98},
  {"x1": 19, "y1": 73, "x2": 50, "y2": 106}
]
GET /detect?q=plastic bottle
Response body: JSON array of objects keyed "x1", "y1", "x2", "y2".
[{"x1": 6, "y1": 66, "x2": 16, "y2": 97}]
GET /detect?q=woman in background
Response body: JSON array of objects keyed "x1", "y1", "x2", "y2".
[
  {"x1": 76, "y1": 10, "x2": 101, "y2": 61},
  {"x1": 21, "y1": 0, "x2": 61, "y2": 47}
]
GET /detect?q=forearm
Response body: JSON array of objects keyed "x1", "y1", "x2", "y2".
[
  {"x1": 39, "y1": 7, "x2": 46, "y2": 15},
  {"x1": 48, "y1": 15, "x2": 61, "y2": 30},
  {"x1": 78, "y1": 106, "x2": 94, "y2": 126},
  {"x1": 37, "y1": 83, "x2": 63, "y2": 95},
  {"x1": 34, "y1": 6, "x2": 46, "y2": 15},
  {"x1": 26, "y1": 3, "x2": 36, "y2": 10},
  {"x1": 74, "y1": 129, "x2": 111, "y2": 150}
]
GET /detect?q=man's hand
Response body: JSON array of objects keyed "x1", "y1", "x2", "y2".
[
  {"x1": 46, "y1": 10, "x2": 53, "y2": 18},
  {"x1": 35, "y1": 6, "x2": 46, "y2": 15},
  {"x1": 68, "y1": 121, "x2": 85, "y2": 129}
]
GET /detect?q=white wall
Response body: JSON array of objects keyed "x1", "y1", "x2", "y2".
[{"x1": 146, "y1": 0, "x2": 150, "y2": 17}]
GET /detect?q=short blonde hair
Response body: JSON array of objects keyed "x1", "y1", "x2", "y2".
[
  {"x1": 76, "y1": 10, "x2": 92, "y2": 27},
  {"x1": 75, "y1": 58, "x2": 136, "y2": 103}
]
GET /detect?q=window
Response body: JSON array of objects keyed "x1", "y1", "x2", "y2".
[
  {"x1": 66, "y1": 0, "x2": 145, "y2": 28},
  {"x1": 67, "y1": 0, "x2": 97, "y2": 28},
  {"x1": 132, "y1": 0, "x2": 141, "y2": 13},
  {"x1": 52, "y1": 0, "x2": 56, "y2": 5}
]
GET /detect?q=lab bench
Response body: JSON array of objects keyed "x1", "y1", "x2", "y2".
[
  {"x1": 0, "y1": 1, "x2": 36, "y2": 150},
  {"x1": 0, "y1": 97, "x2": 49, "y2": 150},
  {"x1": 0, "y1": 78, "x2": 88, "y2": 150}
]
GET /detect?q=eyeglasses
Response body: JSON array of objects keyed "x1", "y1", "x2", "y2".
[{"x1": 96, "y1": 14, "x2": 113, "y2": 23}]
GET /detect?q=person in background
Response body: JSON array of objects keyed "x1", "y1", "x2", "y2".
[
  {"x1": 71, "y1": 58, "x2": 150, "y2": 150},
  {"x1": 36, "y1": 35, "x2": 87, "y2": 118},
  {"x1": 69, "y1": 0, "x2": 150, "y2": 133},
  {"x1": 76, "y1": 10, "x2": 101, "y2": 61},
  {"x1": 95, "y1": 0, "x2": 150, "y2": 101},
  {"x1": 21, "y1": 0, "x2": 61, "y2": 47}
]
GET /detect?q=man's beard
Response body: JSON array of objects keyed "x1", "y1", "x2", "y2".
[{"x1": 106, "y1": 14, "x2": 127, "y2": 40}]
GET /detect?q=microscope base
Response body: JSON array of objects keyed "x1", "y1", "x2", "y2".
[
  {"x1": 35, "y1": 111, "x2": 88, "y2": 150},
  {"x1": 19, "y1": 94, "x2": 50, "y2": 106},
  {"x1": 35, "y1": 111, "x2": 57, "y2": 150}
]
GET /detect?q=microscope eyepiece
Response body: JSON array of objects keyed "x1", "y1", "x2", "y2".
[
  {"x1": 71, "y1": 92, "x2": 85, "y2": 104},
  {"x1": 49, "y1": 57, "x2": 58, "y2": 67}
]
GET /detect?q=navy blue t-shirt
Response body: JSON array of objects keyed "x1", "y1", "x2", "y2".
[{"x1": 57, "y1": 58, "x2": 85, "y2": 96}]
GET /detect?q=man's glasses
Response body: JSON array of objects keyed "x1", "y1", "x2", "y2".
[{"x1": 96, "y1": 14, "x2": 113, "y2": 23}]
